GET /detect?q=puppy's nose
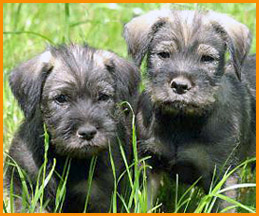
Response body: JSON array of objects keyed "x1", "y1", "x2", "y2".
[
  {"x1": 77, "y1": 125, "x2": 97, "y2": 141},
  {"x1": 170, "y1": 77, "x2": 192, "y2": 94}
]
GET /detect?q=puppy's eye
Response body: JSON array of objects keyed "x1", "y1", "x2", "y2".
[
  {"x1": 98, "y1": 93, "x2": 110, "y2": 101},
  {"x1": 54, "y1": 94, "x2": 68, "y2": 104},
  {"x1": 157, "y1": 52, "x2": 170, "y2": 59},
  {"x1": 201, "y1": 55, "x2": 215, "y2": 63}
]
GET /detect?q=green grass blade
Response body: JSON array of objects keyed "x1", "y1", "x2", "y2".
[
  {"x1": 3, "y1": 200, "x2": 8, "y2": 213},
  {"x1": 117, "y1": 193, "x2": 130, "y2": 213},
  {"x1": 108, "y1": 143, "x2": 118, "y2": 213},
  {"x1": 3, "y1": 31, "x2": 54, "y2": 44},
  {"x1": 83, "y1": 156, "x2": 97, "y2": 213},
  {"x1": 54, "y1": 157, "x2": 72, "y2": 213},
  {"x1": 216, "y1": 193, "x2": 255, "y2": 213}
]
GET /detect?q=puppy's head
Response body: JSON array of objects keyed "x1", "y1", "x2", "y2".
[
  {"x1": 124, "y1": 10, "x2": 251, "y2": 115},
  {"x1": 9, "y1": 44, "x2": 140, "y2": 158}
]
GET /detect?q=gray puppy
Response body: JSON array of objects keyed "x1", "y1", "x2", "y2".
[
  {"x1": 5, "y1": 44, "x2": 140, "y2": 212},
  {"x1": 124, "y1": 10, "x2": 255, "y2": 212}
]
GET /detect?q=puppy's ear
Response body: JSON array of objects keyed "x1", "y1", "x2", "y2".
[
  {"x1": 123, "y1": 9, "x2": 171, "y2": 67},
  {"x1": 9, "y1": 51, "x2": 54, "y2": 118},
  {"x1": 105, "y1": 53, "x2": 140, "y2": 104},
  {"x1": 208, "y1": 11, "x2": 252, "y2": 81}
]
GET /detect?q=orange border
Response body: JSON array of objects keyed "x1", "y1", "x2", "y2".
[{"x1": 1, "y1": 1, "x2": 257, "y2": 216}]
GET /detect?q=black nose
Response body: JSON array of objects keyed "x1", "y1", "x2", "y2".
[
  {"x1": 77, "y1": 125, "x2": 97, "y2": 141},
  {"x1": 170, "y1": 77, "x2": 192, "y2": 94}
]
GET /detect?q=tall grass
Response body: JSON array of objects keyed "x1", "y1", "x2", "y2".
[
  {"x1": 3, "y1": 103, "x2": 256, "y2": 213},
  {"x1": 3, "y1": 3, "x2": 256, "y2": 213}
]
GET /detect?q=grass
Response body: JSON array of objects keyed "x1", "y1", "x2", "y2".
[{"x1": 3, "y1": 3, "x2": 256, "y2": 213}]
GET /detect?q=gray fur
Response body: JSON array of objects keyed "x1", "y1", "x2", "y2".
[
  {"x1": 124, "y1": 10, "x2": 255, "y2": 212},
  {"x1": 5, "y1": 44, "x2": 140, "y2": 213}
]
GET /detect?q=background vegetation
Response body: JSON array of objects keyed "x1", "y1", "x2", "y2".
[{"x1": 3, "y1": 3, "x2": 256, "y2": 213}]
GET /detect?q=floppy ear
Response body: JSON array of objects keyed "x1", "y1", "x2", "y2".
[
  {"x1": 208, "y1": 11, "x2": 252, "y2": 80},
  {"x1": 9, "y1": 51, "x2": 54, "y2": 118},
  {"x1": 104, "y1": 52, "x2": 140, "y2": 105},
  {"x1": 123, "y1": 9, "x2": 171, "y2": 67}
]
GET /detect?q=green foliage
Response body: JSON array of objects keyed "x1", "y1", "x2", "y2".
[{"x1": 3, "y1": 3, "x2": 256, "y2": 213}]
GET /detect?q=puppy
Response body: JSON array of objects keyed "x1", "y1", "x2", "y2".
[
  {"x1": 123, "y1": 10, "x2": 256, "y2": 212},
  {"x1": 5, "y1": 44, "x2": 140, "y2": 212}
]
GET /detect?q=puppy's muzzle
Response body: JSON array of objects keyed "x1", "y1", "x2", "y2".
[{"x1": 170, "y1": 76, "x2": 193, "y2": 94}]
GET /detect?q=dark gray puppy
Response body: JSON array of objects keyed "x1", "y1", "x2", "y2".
[
  {"x1": 123, "y1": 10, "x2": 255, "y2": 212},
  {"x1": 5, "y1": 44, "x2": 140, "y2": 213}
]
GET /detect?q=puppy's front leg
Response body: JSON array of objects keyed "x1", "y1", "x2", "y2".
[
  {"x1": 218, "y1": 173, "x2": 239, "y2": 213},
  {"x1": 147, "y1": 171, "x2": 162, "y2": 211}
]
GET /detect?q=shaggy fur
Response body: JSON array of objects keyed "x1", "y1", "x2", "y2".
[
  {"x1": 5, "y1": 44, "x2": 140, "y2": 213},
  {"x1": 124, "y1": 10, "x2": 256, "y2": 212}
]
